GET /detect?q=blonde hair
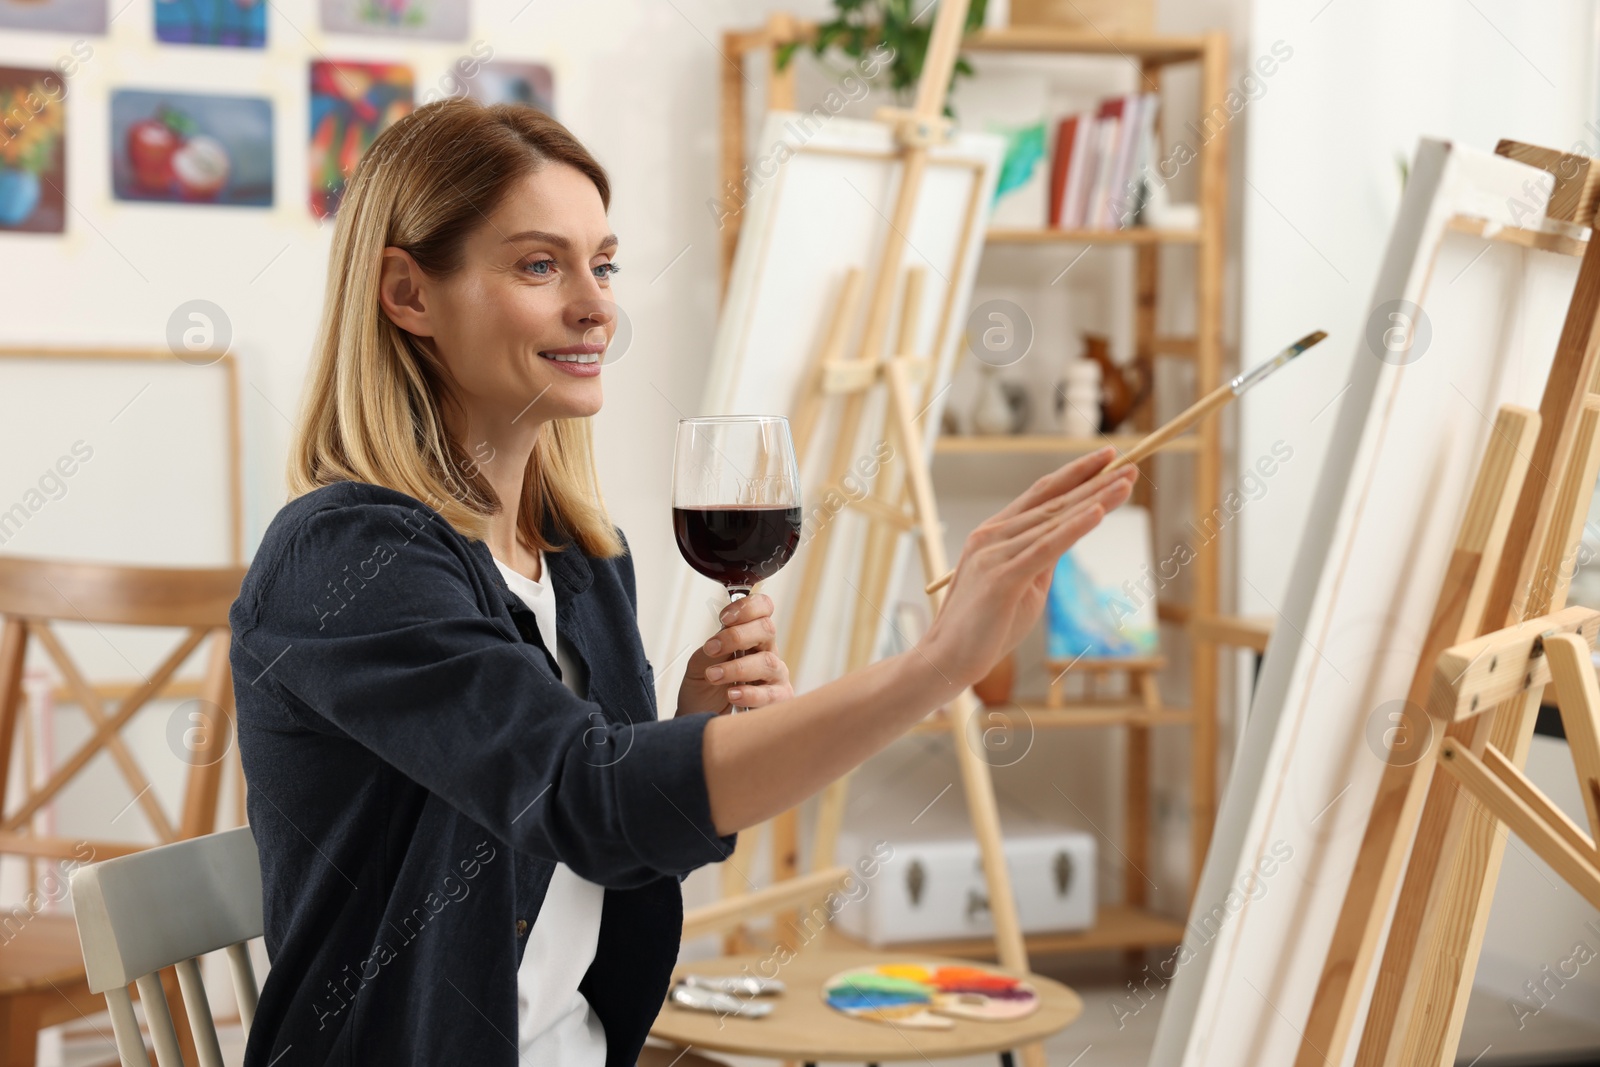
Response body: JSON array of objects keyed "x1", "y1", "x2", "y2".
[{"x1": 288, "y1": 98, "x2": 623, "y2": 558}]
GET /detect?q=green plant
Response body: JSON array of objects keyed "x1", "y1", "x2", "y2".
[{"x1": 776, "y1": 0, "x2": 989, "y2": 113}]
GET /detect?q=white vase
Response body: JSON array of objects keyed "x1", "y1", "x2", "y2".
[
  {"x1": 972, "y1": 367, "x2": 1016, "y2": 435},
  {"x1": 1058, "y1": 359, "x2": 1101, "y2": 436}
]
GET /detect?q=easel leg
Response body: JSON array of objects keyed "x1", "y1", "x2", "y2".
[
  {"x1": 720, "y1": 824, "x2": 762, "y2": 954},
  {"x1": 1363, "y1": 399, "x2": 1600, "y2": 1067},
  {"x1": 1549, "y1": 630, "x2": 1600, "y2": 842},
  {"x1": 1297, "y1": 405, "x2": 1537, "y2": 1067},
  {"x1": 1123, "y1": 671, "x2": 1156, "y2": 969},
  {"x1": 781, "y1": 271, "x2": 867, "y2": 679},
  {"x1": 807, "y1": 270, "x2": 930, "y2": 886},
  {"x1": 883, "y1": 359, "x2": 1048, "y2": 1067},
  {"x1": 769, "y1": 269, "x2": 865, "y2": 950}
]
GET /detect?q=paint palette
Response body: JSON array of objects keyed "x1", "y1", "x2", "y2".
[{"x1": 822, "y1": 963, "x2": 1039, "y2": 1029}]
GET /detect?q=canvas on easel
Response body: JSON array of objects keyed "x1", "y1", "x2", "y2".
[
  {"x1": 1149, "y1": 138, "x2": 1585, "y2": 1066},
  {"x1": 652, "y1": 111, "x2": 1003, "y2": 699},
  {"x1": 1045, "y1": 503, "x2": 1160, "y2": 660}
]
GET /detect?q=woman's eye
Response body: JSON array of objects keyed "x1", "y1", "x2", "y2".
[
  {"x1": 593, "y1": 263, "x2": 621, "y2": 280},
  {"x1": 523, "y1": 259, "x2": 554, "y2": 276}
]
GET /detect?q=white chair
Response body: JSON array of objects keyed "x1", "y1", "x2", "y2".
[
  {"x1": 65, "y1": 825, "x2": 735, "y2": 1067},
  {"x1": 68, "y1": 827, "x2": 262, "y2": 1067}
]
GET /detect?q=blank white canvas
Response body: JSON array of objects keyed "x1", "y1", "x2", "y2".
[
  {"x1": 653, "y1": 113, "x2": 1002, "y2": 700},
  {"x1": 1150, "y1": 139, "x2": 1582, "y2": 1066},
  {"x1": 0, "y1": 355, "x2": 234, "y2": 567}
]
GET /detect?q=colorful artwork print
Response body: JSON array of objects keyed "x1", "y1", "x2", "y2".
[
  {"x1": 155, "y1": 0, "x2": 266, "y2": 47},
  {"x1": 319, "y1": 0, "x2": 468, "y2": 41},
  {"x1": 0, "y1": 67, "x2": 67, "y2": 233},
  {"x1": 824, "y1": 963, "x2": 1039, "y2": 1028},
  {"x1": 463, "y1": 61, "x2": 554, "y2": 113},
  {"x1": 0, "y1": 0, "x2": 105, "y2": 34},
  {"x1": 111, "y1": 91, "x2": 272, "y2": 206},
  {"x1": 1045, "y1": 503, "x2": 1159, "y2": 659},
  {"x1": 309, "y1": 61, "x2": 413, "y2": 219}
]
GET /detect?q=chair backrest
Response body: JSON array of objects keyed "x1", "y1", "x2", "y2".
[
  {"x1": 0, "y1": 554, "x2": 248, "y2": 868},
  {"x1": 70, "y1": 826, "x2": 262, "y2": 1067}
]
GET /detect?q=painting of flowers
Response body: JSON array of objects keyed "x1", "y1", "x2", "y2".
[
  {"x1": 111, "y1": 90, "x2": 273, "y2": 206},
  {"x1": 309, "y1": 60, "x2": 413, "y2": 219},
  {"x1": 1045, "y1": 504, "x2": 1160, "y2": 660},
  {"x1": 319, "y1": 0, "x2": 467, "y2": 41},
  {"x1": 0, "y1": 68, "x2": 67, "y2": 233},
  {"x1": 155, "y1": 0, "x2": 267, "y2": 48},
  {"x1": 0, "y1": 0, "x2": 105, "y2": 34}
]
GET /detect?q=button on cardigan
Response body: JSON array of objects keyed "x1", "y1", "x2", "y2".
[{"x1": 228, "y1": 480, "x2": 735, "y2": 1067}]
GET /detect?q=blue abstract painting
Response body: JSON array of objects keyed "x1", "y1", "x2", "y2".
[
  {"x1": 155, "y1": 0, "x2": 266, "y2": 47},
  {"x1": 1046, "y1": 505, "x2": 1159, "y2": 660}
]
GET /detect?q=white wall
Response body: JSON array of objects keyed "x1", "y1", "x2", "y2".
[{"x1": 1237, "y1": 0, "x2": 1597, "y2": 646}]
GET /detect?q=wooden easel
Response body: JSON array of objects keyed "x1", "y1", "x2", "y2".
[
  {"x1": 707, "y1": 1, "x2": 1053, "y2": 1064},
  {"x1": 1046, "y1": 656, "x2": 1164, "y2": 714},
  {"x1": 1296, "y1": 140, "x2": 1600, "y2": 1067}
]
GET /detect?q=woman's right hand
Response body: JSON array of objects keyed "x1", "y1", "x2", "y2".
[{"x1": 915, "y1": 446, "x2": 1137, "y2": 691}]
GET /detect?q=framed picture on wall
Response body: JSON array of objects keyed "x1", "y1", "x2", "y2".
[
  {"x1": 0, "y1": 0, "x2": 105, "y2": 33},
  {"x1": 318, "y1": 0, "x2": 468, "y2": 41},
  {"x1": 110, "y1": 90, "x2": 273, "y2": 207},
  {"x1": 463, "y1": 61, "x2": 554, "y2": 114},
  {"x1": 309, "y1": 60, "x2": 413, "y2": 219},
  {"x1": 0, "y1": 67, "x2": 67, "y2": 234},
  {"x1": 155, "y1": 0, "x2": 267, "y2": 48}
]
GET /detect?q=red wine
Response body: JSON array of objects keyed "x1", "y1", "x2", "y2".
[{"x1": 673, "y1": 505, "x2": 802, "y2": 589}]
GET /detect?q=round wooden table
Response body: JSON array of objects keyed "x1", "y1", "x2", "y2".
[{"x1": 650, "y1": 951, "x2": 1083, "y2": 1065}]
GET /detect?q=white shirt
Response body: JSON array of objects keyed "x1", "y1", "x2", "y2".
[{"x1": 492, "y1": 551, "x2": 607, "y2": 1065}]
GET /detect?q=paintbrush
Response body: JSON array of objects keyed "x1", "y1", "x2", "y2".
[{"x1": 924, "y1": 329, "x2": 1328, "y2": 596}]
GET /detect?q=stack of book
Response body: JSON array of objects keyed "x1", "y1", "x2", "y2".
[{"x1": 1048, "y1": 92, "x2": 1160, "y2": 231}]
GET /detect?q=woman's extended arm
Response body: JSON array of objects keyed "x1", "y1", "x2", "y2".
[{"x1": 700, "y1": 446, "x2": 1137, "y2": 835}]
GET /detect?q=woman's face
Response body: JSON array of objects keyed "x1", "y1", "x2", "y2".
[{"x1": 398, "y1": 161, "x2": 619, "y2": 432}]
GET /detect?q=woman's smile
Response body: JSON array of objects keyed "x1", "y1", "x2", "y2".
[{"x1": 537, "y1": 338, "x2": 606, "y2": 376}]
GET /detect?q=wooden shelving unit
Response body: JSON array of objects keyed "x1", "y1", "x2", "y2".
[
  {"x1": 987, "y1": 226, "x2": 1202, "y2": 245},
  {"x1": 934, "y1": 432, "x2": 1199, "y2": 455},
  {"x1": 718, "y1": 15, "x2": 1233, "y2": 961},
  {"x1": 827, "y1": 902, "x2": 1188, "y2": 959}
]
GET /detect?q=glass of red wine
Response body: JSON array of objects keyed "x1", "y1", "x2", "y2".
[{"x1": 672, "y1": 415, "x2": 802, "y2": 713}]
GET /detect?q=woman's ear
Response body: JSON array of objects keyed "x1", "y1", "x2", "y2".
[{"x1": 378, "y1": 247, "x2": 433, "y2": 336}]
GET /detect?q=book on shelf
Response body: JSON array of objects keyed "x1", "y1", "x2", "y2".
[
  {"x1": 1087, "y1": 96, "x2": 1123, "y2": 228},
  {"x1": 1047, "y1": 114, "x2": 1079, "y2": 229},
  {"x1": 1047, "y1": 92, "x2": 1161, "y2": 231}
]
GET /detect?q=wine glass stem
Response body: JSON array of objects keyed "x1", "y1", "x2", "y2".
[{"x1": 727, "y1": 586, "x2": 751, "y2": 713}]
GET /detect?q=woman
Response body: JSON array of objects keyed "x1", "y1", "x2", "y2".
[{"x1": 229, "y1": 98, "x2": 1136, "y2": 1067}]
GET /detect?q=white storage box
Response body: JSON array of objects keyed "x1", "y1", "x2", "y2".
[{"x1": 834, "y1": 828, "x2": 1096, "y2": 945}]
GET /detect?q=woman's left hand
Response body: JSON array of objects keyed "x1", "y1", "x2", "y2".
[{"x1": 678, "y1": 593, "x2": 794, "y2": 715}]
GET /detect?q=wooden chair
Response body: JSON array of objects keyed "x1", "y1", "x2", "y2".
[
  {"x1": 70, "y1": 826, "x2": 261, "y2": 1067},
  {"x1": 0, "y1": 555, "x2": 246, "y2": 1065}
]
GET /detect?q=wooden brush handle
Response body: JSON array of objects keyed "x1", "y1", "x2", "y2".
[
  {"x1": 924, "y1": 383, "x2": 1236, "y2": 596},
  {"x1": 1106, "y1": 383, "x2": 1232, "y2": 471}
]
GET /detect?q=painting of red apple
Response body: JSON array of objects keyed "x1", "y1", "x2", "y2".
[{"x1": 111, "y1": 90, "x2": 272, "y2": 206}]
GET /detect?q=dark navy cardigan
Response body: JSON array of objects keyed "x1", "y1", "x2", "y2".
[{"x1": 228, "y1": 480, "x2": 735, "y2": 1066}]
